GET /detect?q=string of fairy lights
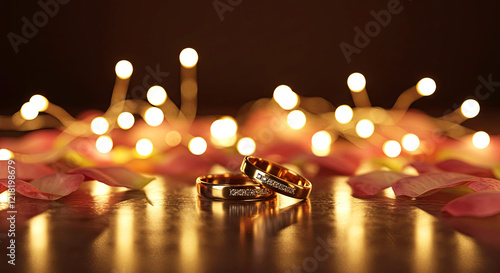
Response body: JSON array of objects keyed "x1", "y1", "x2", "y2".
[{"x1": 0, "y1": 48, "x2": 492, "y2": 163}]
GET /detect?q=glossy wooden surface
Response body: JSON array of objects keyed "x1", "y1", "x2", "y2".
[{"x1": 1, "y1": 176, "x2": 500, "y2": 273}]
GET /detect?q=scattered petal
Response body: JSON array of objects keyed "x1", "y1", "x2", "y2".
[
  {"x1": 68, "y1": 166, "x2": 154, "y2": 189},
  {"x1": 442, "y1": 191, "x2": 500, "y2": 217},
  {"x1": 466, "y1": 177, "x2": 500, "y2": 192},
  {"x1": 392, "y1": 172, "x2": 473, "y2": 197},
  {"x1": 409, "y1": 161, "x2": 441, "y2": 174},
  {"x1": 436, "y1": 159, "x2": 494, "y2": 178},
  {"x1": 0, "y1": 173, "x2": 84, "y2": 200},
  {"x1": 0, "y1": 161, "x2": 54, "y2": 181},
  {"x1": 347, "y1": 171, "x2": 410, "y2": 197}
]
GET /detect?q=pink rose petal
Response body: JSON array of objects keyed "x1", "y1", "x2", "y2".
[
  {"x1": 0, "y1": 161, "x2": 55, "y2": 181},
  {"x1": 0, "y1": 173, "x2": 84, "y2": 200},
  {"x1": 466, "y1": 177, "x2": 500, "y2": 192},
  {"x1": 347, "y1": 171, "x2": 410, "y2": 197},
  {"x1": 408, "y1": 161, "x2": 441, "y2": 174},
  {"x1": 68, "y1": 166, "x2": 154, "y2": 189},
  {"x1": 436, "y1": 159, "x2": 495, "y2": 178},
  {"x1": 442, "y1": 191, "x2": 500, "y2": 217},
  {"x1": 392, "y1": 172, "x2": 474, "y2": 197}
]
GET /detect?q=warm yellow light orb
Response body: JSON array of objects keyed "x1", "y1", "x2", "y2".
[
  {"x1": 115, "y1": 60, "x2": 133, "y2": 79},
  {"x1": 20, "y1": 102, "x2": 39, "y2": 120},
  {"x1": 347, "y1": 72, "x2": 366, "y2": 92},
  {"x1": 179, "y1": 48, "x2": 199, "y2": 68},
  {"x1": 147, "y1": 86, "x2": 167, "y2": 106},
  {"x1": 416, "y1": 77, "x2": 436, "y2": 96},
  {"x1": 29, "y1": 95, "x2": 48, "y2": 111},
  {"x1": 210, "y1": 117, "x2": 238, "y2": 139},
  {"x1": 91, "y1": 117, "x2": 109, "y2": 135},
  {"x1": 401, "y1": 133, "x2": 420, "y2": 152},
  {"x1": 383, "y1": 140, "x2": 402, "y2": 158},
  {"x1": 144, "y1": 107, "x2": 164, "y2": 127},
  {"x1": 0, "y1": 149, "x2": 13, "y2": 160},
  {"x1": 472, "y1": 131, "x2": 490, "y2": 149},
  {"x1": 95, "y1": 136, "x2": 113, "y2": 153},
  {"x1": 237, "y1": 137, "x2": 256, "y2": 156},
  {"x1": 189, "y1": 137, "x2": 207, "y2": 155},
  {"x1": 461, "y1": 99, "x2": 480, "y2": 118},
  {"x1": 355, "y1": 119, "x2": 375, "y2": 138},
  {"x1": 165, "y1": 131, "x2": 182, "y2": 147},
  {"x1": 136, "y1": 138, "x2": 153, "y2": 157},
  {"x1": 335, "y1": 105, "x2": 354, "y2": 124},
  {"x1": 273, "y1": 85, "x2": 299, "y2": 110},
  {"x1": 312, "y1": 131, "x2": 332, "y2": 151},
  {"x1": 117, "y1": 112, "x2": 135, "y2": 130},
  {"x1": 287, "y1": 110, "x2": 306, "y2": 130}
]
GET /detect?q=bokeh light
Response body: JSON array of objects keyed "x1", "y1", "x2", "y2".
[
  {"x1": 179, "y1": 48, "x2": 199, "y2": 68},
  {"x1": 115, "y1": 60, "x2": 133, "y2": 79},
  {"x1": 287, "y1": 110, "x2": 306, "y2": 130},
  {"x1": 147, "y1": 86, "x2": 167, "y2": 106},
  {"x1": 20, "y1": 102, "x2": 39, "y2": 120},
  {"x1": 461, "y1": 99, "x2": 480, "y2": 118},
  {"x1": 383, "y1": 140, "x2": 402, "y2": 158},
  {"x1": 0, "y1": 149, "x2": 13, "y2": 160},
  {"x1": 210, "y1": 117, "x2": 238, "y2": 139},
  {"x1": 95, "y1": 136, "x2": 113, "y2": 153},
  {"x1": 29, "y1": 95, "x2": 48, "y2": 112},
  {"x1": 117, "y1": 112, "x2": 135, "y2": 130},
  {"x1": 189, "y1": 137, "x2": 207, "y2": 155},
  {"x1": 401, "y1": 133, "x2": 420, "y2": 152},
  {"x1": 335, "y1": 105, "x2": 353, "y2": 124},
  {"x1": 416, "y1": 78, "x2": 436, "y2": 96},
  {"x1": 312, "y1": 131, "x2": 332, "y2": 150},
  {"x1": 136, "y1": 138, "x2": 153, "y2": 157},
  {"x1": 165, "y1": 131, "x2": 182, "y2": 147},
  {"x1": 472, "y1": 131, "x2": 490, "y2": 149},
  {"x1": 273, "y1": 85, "x2": 299, "y2": 110},
  {"x1": 355, "y1": 119, "x2": 375, "y2": 138},
  {"x1": 91, "y1": 117, "x2": 109, "y2": 135},
  {"x1": 144, "y1": 107, "x2": 164, "y2": 127},
  {"x1": 347, "y1": 72, "x2": 366, "y2": 92},
  {"x1": 237, "y1": 137, "x2": 256, "y2": 156}
]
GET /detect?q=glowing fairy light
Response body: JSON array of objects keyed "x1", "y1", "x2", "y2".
[
  {"x1": 136, "y1": 138, "x2": 153, "y2": 157},
  {"x1": 115, "y1": 60, "x2": 133, "y2": 79},
  {"x1": 165, "y1": 131, "x2": 182, "y2": 147},
  {"x1": 91, "y1": 117, "x2": 109, "y2": 135},
  {"x1": 273, "y1": 85, "x2": 299, "y2": 110},
  {"x1": 210, "y1": 117, "x2": 238, "y2": 139},
  {"x1": 144, "y1": 107, "x2": 164, "y2": 127},
  {"x1": 29, "y1": 95, "x2": 48, "y2": 111},
  {"x1": 20, "y1": 102, "x2": 39, "y2": 120},
  {"x1": 189, "y1": 137, "x2": 207, "y2": 155},
  {"x1": 335, "y1": 105, "x2": 354, "y2": 124},
  {"x1": 402, "y1": 133, "x2": 420, "y2": 152},
  {"x1": 416, "y1": 78, "x2": 436, "y2": 96},
  {"x1": 461, "y1": 99, "x2": 480, "y2": 118},
  {"x1": 347, "y1": 73, "x2": 366, "y2": 92},
  {"x1": 0, "y1": 149, "x2": 13, "y2": 160},
  {"x1": 312, "y1": 131, "x2": 332, "y2": 150},
  {"x1": 355, "y1": 119, "x2": 374, "y2": 138},
  {"x1": 383, "y1": 140, "x2": 402, "y2": 158},
  {"x1": 95, "y1": 136, "x2": 113, "y2": 153},
  {"x1": 117, "y1": 112, "x2": 135, "y2": 130},
  {"x1": 147, "y1": 86, "x2": 167, "y2": 106},
  {"x1": 179, "y1": 48, "x2": 199, "y2": 68},
  {"x1": 287, "y1": 110, "x2": 306, "y2": 130},
  {"x1": 472, "y1": 131, "x2": 490, "y2": 149},
  {"x1": 237, "y1": 137, "x2": 256, "y2": 155}
]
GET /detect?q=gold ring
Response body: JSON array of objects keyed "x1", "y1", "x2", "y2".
[
  {"x1": 196, "y1": 173, "x2": 276, "y2": 200},
  {"x1": 240, "y1": 156, "x2": 312, "y2": 199}
]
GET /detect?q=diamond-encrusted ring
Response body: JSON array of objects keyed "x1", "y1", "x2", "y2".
[
  {"x1": 241, "y1": 156, "x2": 312, "y2": 199},
  {"x1": 196, "y1": 173, "x2": 276, "y2": 200}
]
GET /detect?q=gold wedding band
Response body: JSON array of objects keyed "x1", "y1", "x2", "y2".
[
  {"x1": 197, "y1": 173, "x2": 276, "y2": 200},
  {"x1": 240, "y1": 156, "x2": 312, "y2": 199}
]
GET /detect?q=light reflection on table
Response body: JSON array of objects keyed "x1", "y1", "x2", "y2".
[{"x1": 1, "y1": 177, "x2": 500, "y2": 273}]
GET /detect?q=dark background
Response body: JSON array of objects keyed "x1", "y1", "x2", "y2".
[{"x1": 2, "y1": 0, "x2": 500, "y2": 128}]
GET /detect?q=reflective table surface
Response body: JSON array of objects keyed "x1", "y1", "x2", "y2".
[{"x1": 1, "y1": 176, "x2": 500, "y2": 273}]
